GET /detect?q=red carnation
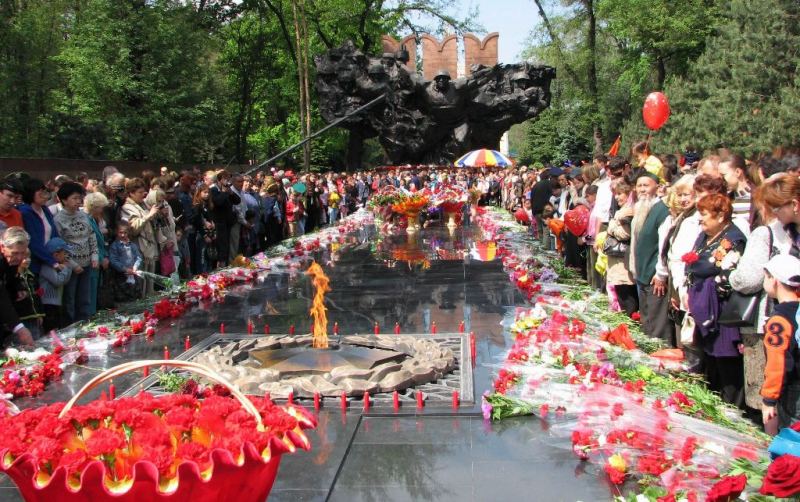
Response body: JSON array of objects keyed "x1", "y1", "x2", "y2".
[
  {"x1": 760, "y1": 454, "x2": 800, "y2": 498},
  {"x1": 791, "y1": 421, "x2": 800, "y2": 432},
  {"x1": 706, "y1": 474, "x2": 747, "y2": 502},
  {"x1": 681, "y1": 251, "x2": 700, "y2": 264},
  {"x1": 85, "y1": 428, "x2": 126, "y2": 457}
]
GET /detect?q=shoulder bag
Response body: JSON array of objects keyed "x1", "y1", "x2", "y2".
[{"x1": 718, "y1": 228, "x2": 773, "y2": 327}]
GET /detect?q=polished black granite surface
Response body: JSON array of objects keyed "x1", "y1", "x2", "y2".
[{"x1": 2, "y1": 224, "x2": 620, "y2": 501}]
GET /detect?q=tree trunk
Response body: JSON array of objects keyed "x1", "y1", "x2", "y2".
[
  {"x1": 585, "y1": 0, "x2": 603, "y2": 154},
  {"x1": 656, "y1": 57, "x2": 666, "y2": 90}
]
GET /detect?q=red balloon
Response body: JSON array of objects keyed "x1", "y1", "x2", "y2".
[
  {"x1": 642, "y1": 92, "x2": 670, "y2": 130},
  {"x1": 564, "y1": 205, "x2": 589, "y2": 237}
]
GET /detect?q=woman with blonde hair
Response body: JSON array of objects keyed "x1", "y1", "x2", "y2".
[
  {"x1": 730, "y1": 173, "x2": 800, "y2": 417},
  {"x1": 83, "y1": 191, "x2": 109, "y2": 314},
  {"x1": 120, "y1": 178, "x2": 159, "y2": 296},
  {"x1": 145, "y1": 189, "x2": 177, "y2": 278}
]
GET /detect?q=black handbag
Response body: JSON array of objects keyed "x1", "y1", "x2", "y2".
[
  {"x1": 603, "y1": 235, "x2": 629, "y2": 257},
  {"x1": 718, "y1": 291, "x2": 760, "y2": 327}
]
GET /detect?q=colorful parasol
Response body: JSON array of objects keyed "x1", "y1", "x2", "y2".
[{"x1": 454, "y1": 149, "x2": 513, "y2": 168}]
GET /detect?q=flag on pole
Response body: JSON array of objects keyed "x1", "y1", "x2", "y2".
[{"x1": 607, "y1": 135, "x2": 621, "y2": 156}]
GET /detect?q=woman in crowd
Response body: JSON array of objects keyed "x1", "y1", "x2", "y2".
[
  {"x1": 120, "y1": 178, "x2": 160, "y2": 296},
  {"x1": 190, "y1": 183, "x2": 214, "y2": 274},
  {"x1": 145, "y1": 189, "x2": 178, "y2": 278},
  {"x1": 686, "y1": 193, "x2": 748, "y2": 406},
  {"x1": 658, "y1": 175, "x2": 698, "y2": 352},
  {"x1": 54, "y1": 182, "x2": 98, "y2": 322},
  {"x1": 605, "y1": 180, "x2": 637, "y2": 315},
  {"x1": 83, "y1": 192, "x2": 109, "y2": 315},
  {"x1": 19, "y1": 178, "x2": 59, "y2": 278},
  {"x1": 730, "y1": 173, "x2": 800, "y2": 418},
  {"x1": 209, "y1": 170, "x2": 240, "y2": 268},
  {"x1": 0, "y1": 227, "x2": 37, "y2": 345}
]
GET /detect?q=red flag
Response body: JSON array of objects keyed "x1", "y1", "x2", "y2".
[{"x1": 607, "y1": 135, "x2": 621, "y2": 156}]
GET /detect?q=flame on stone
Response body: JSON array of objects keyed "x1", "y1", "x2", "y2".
[{"x1": 306, "y1": 261, "x2": 331, "y2": 349}]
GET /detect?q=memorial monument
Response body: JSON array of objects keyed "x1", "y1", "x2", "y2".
[{"x1": 315, "y1": 37, "x2": 556, "y2": 167}]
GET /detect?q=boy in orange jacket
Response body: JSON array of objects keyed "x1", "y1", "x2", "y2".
[{"x1": 760, "y1": 254, "x2": 800, "y2": 429}]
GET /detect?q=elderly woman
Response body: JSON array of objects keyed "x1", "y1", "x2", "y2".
[
  {"x1": 686, "y1": 193, "x2": 748, "y2": 406},
  {"x1": 730, "y1": 173, "x2": 800, "y2": 416},
  {"x1": 655, "y1": 175, "x2": 698, "y2": 347},
  {"x1": 83, "y1": 192, "x2": 109, "y2": 315},
  {"x1": 0, "y1": 227, "x2": 37, "y2": 345},
  {"x1": 54, "y1": 182, "x2": 98, "y2": 322},
  {"x1": 120, "y1": 178, "x2": 160, "y2": 297}
]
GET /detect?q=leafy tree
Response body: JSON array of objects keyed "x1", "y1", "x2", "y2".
[{"x1": 654, "y1": 0, "x2": 800, "y2": 156}]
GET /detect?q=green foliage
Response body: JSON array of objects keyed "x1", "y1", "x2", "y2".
[{"x1": 655, "y1": 0, "x2": 800, "y2": 156}]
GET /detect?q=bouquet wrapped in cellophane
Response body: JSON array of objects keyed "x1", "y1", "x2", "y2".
[{"x1": 0, "y1": 360, "x2": 316, "y2": 502}]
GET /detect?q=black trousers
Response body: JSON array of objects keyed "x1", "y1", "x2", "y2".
[
  {"x1": 614, "y1": 284, "x2": 639, "y2": 316},
  {"x1": 705, "y1": 354, "x2": 744, "y2": 408},
  {"x1": 638, "y1": 281, "x2": 674, "y2": 346}
]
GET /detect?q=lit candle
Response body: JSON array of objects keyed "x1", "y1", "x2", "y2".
[
  {"x1": 184, "y1": 336, "x2": 191, "y2": 350},
  {"x1": 108, "y1": 380, "x2": 116, "y2": 400},
  {"x1": 340, "y1": 391, "x2": 347, "y2": 412},
  {"x1": 289, "y1": 324, "x2": 295, "y2": 335},
  {"x1": 452, "y1": 390, "x2": 459, "y2": 409},
  {"x1": 313, "y1": 392, "x2": 320, "y2": 411},
  {"x1": 394, "y1": 322, "x2": 400, "y2": 335},
  {"x1": 431, "y1": 321, "x2": 437, "y2": 335},
  {"x1": 459, "y1": 321, "x2": 465, "y2": 333},
  {"x1": 247, "y1": 320, "x2": 253, "y2": 334},
  {"x1": 363, "y1": 391, "x2": 370, "y2": 411},
  {"x1": 219, "y1": 322, "x2": 225, "y2": 334},
  {"x1": 163, "y1": 346, "x2": 170, "y2": 360},
  {"x1": 333, "y1": 322, "x2": 339, "y2": 335},
  {"x1": 392, "y1": 390, "x2": 399, "y2": 411},
  {"x1": 264, "y1": 324, "x2": 270, "y2": 335},
  {"x1": 373, "y1": 322, "x2": 379, "y2": 335},
  {"x1": 287, "y1": 391, "x2": 294, "y2": 404},
  {"x1": 416, "y1": 391, "x2": 424, "y2": 409},
  {"x1": 143, "y1": 365, "x2": 150, "y2": 377},
  {"x1": 469, "y1": 332, "x2": 476, "y2": 363}
]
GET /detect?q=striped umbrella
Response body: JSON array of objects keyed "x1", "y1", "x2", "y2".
[{"x1": 454, "y1": 148, "x2": 513, "y2": 168}]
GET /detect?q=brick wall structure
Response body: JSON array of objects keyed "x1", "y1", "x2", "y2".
[
  {"x1": 463, "y1": 32, "x2": 499, "y2": 74},
  {"x1": 420, "y1": 34, "x2": 458, "y2": 81}
]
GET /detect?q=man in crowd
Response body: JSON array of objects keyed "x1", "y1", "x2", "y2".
[{"x1": 0, "y1": 180, "x2": 23, "y2": 233}]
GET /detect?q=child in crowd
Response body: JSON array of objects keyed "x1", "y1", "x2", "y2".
[
  {"x1": 760, "y1": 254, "x2": 800, "y2": 429},
  {"x1": 108, "y1": 223, "x2": 143, "y2": 302},
  {"x1": 39, "y1": 238, "x2": 73, "y2": 332}
]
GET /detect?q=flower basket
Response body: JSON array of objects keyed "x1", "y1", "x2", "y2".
[{"x1": 0, "y1": 360, "x2": 316, "y2": 502}]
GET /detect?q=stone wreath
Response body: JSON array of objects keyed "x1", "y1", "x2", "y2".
[{"x1": 191, "y1": 334, "x2": 456, "y2": 398}]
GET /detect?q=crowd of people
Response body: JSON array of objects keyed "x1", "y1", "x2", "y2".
[
  {"x1": 0, "y1": 148, "x2": 798, "y2": 431},
  {"x1": 505, "y1": 147, "x2": 799, "y2": 431}
]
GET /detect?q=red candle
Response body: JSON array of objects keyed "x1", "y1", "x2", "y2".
[
  {"x1": 363, "y1": 391, "x2": 370, "y2": 411},
  {"x1": 143, "y1": 365, "x2": 150, "y2": 377},
  {"x1": 452, "y1": 390, "x2": 459, "y2": 409},
  {"x1": 219, "y1": 322, "x2": 225, "y2": 334},
  {"x1": 416, "y1": 391, "x2": 424, "y2": 409},
  {"x1": 340, "y1": 391, "x2": 347, "y2": 412},
  {"x1": 264, "y1": 391, "x2": 271, "y2": 402},
  {"x1": 184, "y1": 336, "x2": 191, "y2": 350},
  {"x1": 394, "y1": 322, "x2": 400, "y2": 335},
  {"x1": 247, "y1": 320, "x2": 253, "y2": 334},
  {"x1": 163, "y1": 346, "x2": 170, "y2": 360},
  {"x1": 108, "y1": 381, "x2": 116, "y2": 400},
  {"x1": 333, "y1": 322, "x2": 339, "y2": 335},
  {"x1": 313, "y1": 392, "x2": 320, "y2": 411},
  {"x1": 289, "y1": 324, "x2": 295, "y2": 335},
  {"x1": 392, "y1": 390, "x2": 399, "y2": 411},
  {"x1": 459, "y1": 320, "x2": 465, "y2": 333},
  {"x1": 264, "y1": 324, "x2": 270, "y2": 335},
  {"x1": 431, "y1": 321, "x2": 437, "y2": 335},
  {"x1": 373, "y1": 322, "x2": 379, "y2": 335},
  {"x1": 469, "y1": 332, "x2": 476, "y2": 363},
  {"x1": 287, "y1": 391, "x2": 294, "y2": 404}
]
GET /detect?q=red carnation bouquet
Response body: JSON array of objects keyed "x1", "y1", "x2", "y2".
[{"x1": 0, "y1": 360, "x2": 316, "y2": 502}]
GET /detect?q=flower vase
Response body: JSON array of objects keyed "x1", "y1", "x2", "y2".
[
  {"x1": 406, "y1": 213, "x2": 419, "y2": 234},
  {"x1": 444, "y1": 211, "x2": 457, "y2": 230}
]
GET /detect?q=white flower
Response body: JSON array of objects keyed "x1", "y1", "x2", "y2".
[
  {"x1": 4, "y1": 348, "x2": 19, "y2": 359},
  {"x1": 719, "y1": 250, "x2": 741, "y2": 270}
]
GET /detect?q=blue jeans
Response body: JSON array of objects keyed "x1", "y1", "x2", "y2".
[
  {"x1": 64, "y1": 268, "x2": 93, "y2": 323},
  {"x1": 328, "y1": 207, "x2": 338, "y2": 225}
]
